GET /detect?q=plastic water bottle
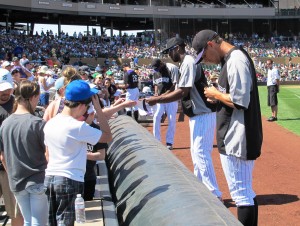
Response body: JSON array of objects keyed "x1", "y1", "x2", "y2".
[{"x1": 75, "y1": 194, "x2": 86, "y2": 223}]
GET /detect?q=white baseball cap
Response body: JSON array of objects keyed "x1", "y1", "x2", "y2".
[
  {"x1": 1, "y1": 61, "x2": 10, "y2": 68},
  {"x1": 0, "y1": 68, "x2": 13, "y2": 91}
]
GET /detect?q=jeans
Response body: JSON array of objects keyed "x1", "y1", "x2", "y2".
[{"x1": 14, "y1": 184, "x2": 49, "y2": 226}]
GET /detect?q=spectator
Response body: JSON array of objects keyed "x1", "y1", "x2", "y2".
[
  {"x1": 44, "y1": 80, "x2": 112, "y2": 225},
  {"x1": 0, "y1": 80, "x2": 47, "y2": 225},
  {"x1": 0, "y1": 68, "x2": 23, "y2": 226}
]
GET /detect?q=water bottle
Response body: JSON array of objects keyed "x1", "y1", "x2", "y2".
[{"x1": 75, "y1": 194, "x2": 86, "y2": 223}]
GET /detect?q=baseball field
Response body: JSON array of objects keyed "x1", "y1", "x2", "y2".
[
  {"x1": 144, "y1": 87, "x2": 300, "y2": 225},
  {"x1": 258, "y1": 85, "x2": 300, "y2": 136}
]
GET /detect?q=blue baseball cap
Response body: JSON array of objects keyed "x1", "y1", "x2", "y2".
[{"x1": 65, "y1": 80, "x2": 98, "y2": 101}]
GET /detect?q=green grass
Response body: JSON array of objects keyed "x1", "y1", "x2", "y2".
[{"x1": 258, "y1": 85, "x2": 300, "y2": 136}]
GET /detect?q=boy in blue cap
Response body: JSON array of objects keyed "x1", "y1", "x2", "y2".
[{"x1": 44, "y1": 80, "x2": 112, "y2": 226}]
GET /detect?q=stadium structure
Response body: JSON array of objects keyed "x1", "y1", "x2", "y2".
[{"x1": 0, "y1": 0, "x2": 299, "y2": 42}]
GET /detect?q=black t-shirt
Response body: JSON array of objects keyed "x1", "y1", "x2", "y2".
[
  {"x1": 84, "y1": 122, "x2": 108, "y2": 181},
  {"x1": 0, "y1": 95, "x2": 14, "y2": 170},
  {"x1": 152, "y1": 70, "x2": 173, "y2": 96},
  {"x1": 123, "y1": 70, "x2": 138, "y2": 89}
]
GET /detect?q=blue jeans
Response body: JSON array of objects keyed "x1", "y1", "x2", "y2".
[{"x1": 14, "y1": 184, "x2": 49, "y2": 226}]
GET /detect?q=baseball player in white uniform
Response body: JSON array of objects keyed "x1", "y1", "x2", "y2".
[
  {"x1": 146, "y1": 37, "x2": 222, "y2": 200},
  {"x1": 193, "y1": 30, "x2": 263, "y2": 226},
  {"x1": 151, "y1": 59, "x2": 179, "y2": 150},
  {"x1": 117, "y1": 63, "x2": 140, "y2": 121}
]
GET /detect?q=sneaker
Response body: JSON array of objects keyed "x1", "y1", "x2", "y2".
[
  {"x1": 267, "y1": 116, "x2": 277, "y2": 122},
  {"x1": 166, "y1": 143, "x2": 173, "y2": 150}
]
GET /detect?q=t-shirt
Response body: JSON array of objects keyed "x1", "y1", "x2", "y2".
[
  {"x1": 0, "y1": 96, "x2": 14, "y2": 126},
  {"x1": 267, "y1": 67, "x2": 280, "y2": 86},
  {"x1": 85, "y1": 122, "x2": 108, "y2": 182},
  {"x1": 0, "y1": 95, "x2": 14, "y2": 171},
  {"x1": 44, "y1": 114, "x2": 102, "y2": 182},
  {"x1": 124, "y1": 70, "x2": 138, "y2": 89},
  {"x1": 178, "y1": 55, "x2": 214, "y2": 115},
  {"x1": 0, "y1": 113, "x2": 46, "y2": 192}
]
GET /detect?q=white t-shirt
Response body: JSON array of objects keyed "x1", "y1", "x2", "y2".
[
  {"x1": 267, "y1": 67, "x2": 280, "y2": 86},
  {"x1": 44, "y1": 114, "x2": 102, "y2": 182}
]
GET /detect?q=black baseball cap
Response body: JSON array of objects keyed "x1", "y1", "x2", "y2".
[
  {"x1": 161, "y1": 37, "x2": 185, "y2": 54},
  {"x1": 192, "y1": 29, "x2": 219, "y2": 64}
]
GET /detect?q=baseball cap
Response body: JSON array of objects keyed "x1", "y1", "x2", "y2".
[
  {"x1": 38, "y1": 65, "x2": 49, "y2": 74},
  {"x1": 22, "y1": 60, "x2": 30, "y2": 67},
  {"x1": 54, "y1": 77, "x2": 65, "y2": 90},
  {"x1": 12, "y1": 57, "x2": 19, "y2": 62},
  {"x1": 192, "y1": 29, "x2": 219, "y2": 64},
  {"x1": 151, "y1": 59, "x2": 162, "y2": 71},
  {"x1": 106, "y1": 70, "x2": 113, "y2": 76},
  {"x1": 65, "y1": 80, "x2": 98, "y2": 101},
  {"x1": 92, "y1": 72, "x2": 103, "y2": 79},
  {"x1": 1, "y1": 61, "x2": 10, "y2": 68},
  {"x1": 0, "y1": 68, "x2": 13, "y2": 91},
  {"x1": 161, "y1": 37, "x2": 185, "y2": 54}
]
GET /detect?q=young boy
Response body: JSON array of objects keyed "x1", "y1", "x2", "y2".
[{"x1": 44, "y1": 80, "x2": 112, "y2": 226}]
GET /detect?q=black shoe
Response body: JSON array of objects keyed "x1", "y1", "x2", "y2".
[
  {"x1": 267, "y1": 116, "x2": 277, "y2": 122},
  {"x1": 166, "y1": 143, "x2": 173, "y2": 150}
]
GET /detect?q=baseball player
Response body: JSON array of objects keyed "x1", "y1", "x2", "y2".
[
  {"x1": 151, "y1": 59, "x2": 179, "y2": 150},
  {"x1": 266, "y1": 59, "x2": 280, "y2": 122},
  {"x1": 146, "y1": 37, "x2": 222, "y2": 200},
  {"x1": 193, "y1": 30, "x2": 263, "y2": 226},
  {"x1": 116, "y1": 63, "x2": 139, "y2": 121}
]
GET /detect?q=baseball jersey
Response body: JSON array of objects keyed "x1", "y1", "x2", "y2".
[
  {"x1": 217, "y1": 47, "x2": 263, "y2": 160},
  {"x1": 152, "y1": 67, "x2": 173, "y2": 95},
  {"x1": 124, "y1": 69, "x2": 138, "y2": 89},
  {"x1": 178, "y1": 54, "x2": 214, "y2": 115}
]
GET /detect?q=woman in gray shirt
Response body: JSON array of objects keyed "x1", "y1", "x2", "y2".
[{"x1": 0, "y1": 80, "x2": 48, "y2": 226}]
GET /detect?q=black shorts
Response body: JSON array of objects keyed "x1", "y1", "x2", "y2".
[{"x1": 267, "y1": 85, "x2": 278, "y2": 107}]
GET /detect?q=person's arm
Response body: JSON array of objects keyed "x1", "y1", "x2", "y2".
[
  {"x1": 0, "y1": 151, "x2": 7, "y2": 171},
  {"x1": 154, "y1": 85, "x2": 158, "y2": 96},
  {"x1": 87, "y1": 148, "x2": 105, "y2": 161},
  {"x1": 45, "y1": 146, "x2": 49, "y2": 162},
  {"x1": 204, "y1": 86, "x2": 235, "y2": 108},
  {"x1": 92, "y1": 95, "x2": 112, "y2": 143},
  {"x1": 102, "y1": 98, "x2": 136, "y2": 118},
  {"x1": 41, "y1": 77, "x2": 54, "y2": 91},
  {"x1": 146, "y1": 87, "x2": 190, "y2": 106}
]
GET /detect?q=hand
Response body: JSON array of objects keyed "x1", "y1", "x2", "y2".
[
  {"x1": 145, "y1": 96, "x2": 159, "y2": 106},
  {"x1": 204, "y1": 86, "x2": 218, "y2": 101},
  {"x1": 92, "y1": 95, "x2": 102, "y2": 111},
  {"x1": 113, "y1": 98, "x2": 126, "y2": 106}
]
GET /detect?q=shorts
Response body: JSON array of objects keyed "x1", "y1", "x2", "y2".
[
  {"x1": 44, "y1": 175, "x2": 84, "y2": 226},
  {"x1": 267, "y1": 85, "x2": 278, "y2": 107},
  {"x1": 0, "y1": 171, "x2": 22, "y2": 218},
  {"x1": 39, "y1": 92, "x2": 50, "y2": 106}
]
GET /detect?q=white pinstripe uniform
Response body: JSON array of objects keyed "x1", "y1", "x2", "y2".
[
  {"x1": 216, "y1": 48, "x2": 262, "y2": 207},
  {"x1": 153, "y1": 63, "x2": 179, "y2": 146},
  {"x1": 179, "y1": 55, "x2": 221, "y2": 198}
]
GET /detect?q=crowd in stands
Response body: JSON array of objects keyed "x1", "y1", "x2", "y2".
[{"x1": 1, "y1": 28, "x2": 300, "y2": 84}]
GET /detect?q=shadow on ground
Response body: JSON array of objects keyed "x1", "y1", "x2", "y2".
[{"x1": 223, "y1": 194, "x2": 299, "y2": 208}]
